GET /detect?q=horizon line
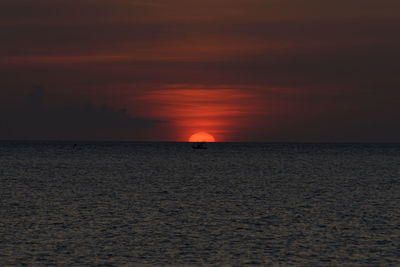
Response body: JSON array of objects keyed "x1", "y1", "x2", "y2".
[{"x1": 0, "y1": 139, "x2": 400, "y2": 144}]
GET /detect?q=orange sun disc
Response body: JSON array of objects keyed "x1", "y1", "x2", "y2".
[{"x1": 188, "y1": 132, "x2": 216, "y2": 142}]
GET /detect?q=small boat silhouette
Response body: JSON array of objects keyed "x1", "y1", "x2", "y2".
[{"x1": 192, "y1": 142, "x2": 207, "y2": 149}]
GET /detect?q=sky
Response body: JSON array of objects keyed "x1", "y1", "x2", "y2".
[{"x1": 1, "y1": 0, "x2": 399, "y2": 142}]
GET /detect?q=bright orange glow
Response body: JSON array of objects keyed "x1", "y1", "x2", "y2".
[
  {"x1": 139, "y1": 84, "x2": 270, "y2": 141},
  {"x1": 189, "y1": 132, "x2": 216, "y2": 142}
]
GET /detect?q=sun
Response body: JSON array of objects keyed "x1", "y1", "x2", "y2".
[{"x1": 189, "y1": 132, "x2": 216, "y2": 142}]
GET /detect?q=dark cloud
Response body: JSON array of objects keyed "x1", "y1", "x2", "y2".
[{"x1": 0, "y1": 87, "x2": 162, "y2": 140}]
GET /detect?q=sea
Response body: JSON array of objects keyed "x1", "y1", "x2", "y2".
[{"x1": 1, "y1": 142, "x2": 399, "y2": 266}]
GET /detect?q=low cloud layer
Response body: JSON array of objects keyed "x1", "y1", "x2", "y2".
[{"x1": 0, "y1": 87, "x2": 161, "y2": 140}]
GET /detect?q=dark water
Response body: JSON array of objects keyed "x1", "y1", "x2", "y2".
[{"x1": 1, "y1": 142, "x2": 399, "y2": 266}]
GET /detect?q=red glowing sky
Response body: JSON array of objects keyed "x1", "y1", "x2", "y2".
[
  {"x1": 0, "y1": 0, "x2": 399, "y2": 141},
  {"x1": 139, "y1": 85, "x2": 269, "y2": 141}
]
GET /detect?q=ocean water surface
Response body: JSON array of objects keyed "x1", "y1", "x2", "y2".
[{"x1": 1, "y1": 142, "x2": 399, "y2": 266}]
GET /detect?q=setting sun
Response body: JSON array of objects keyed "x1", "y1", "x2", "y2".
[{"x1": 188, "y1": 132, "x2": 216, "y2": 142}]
